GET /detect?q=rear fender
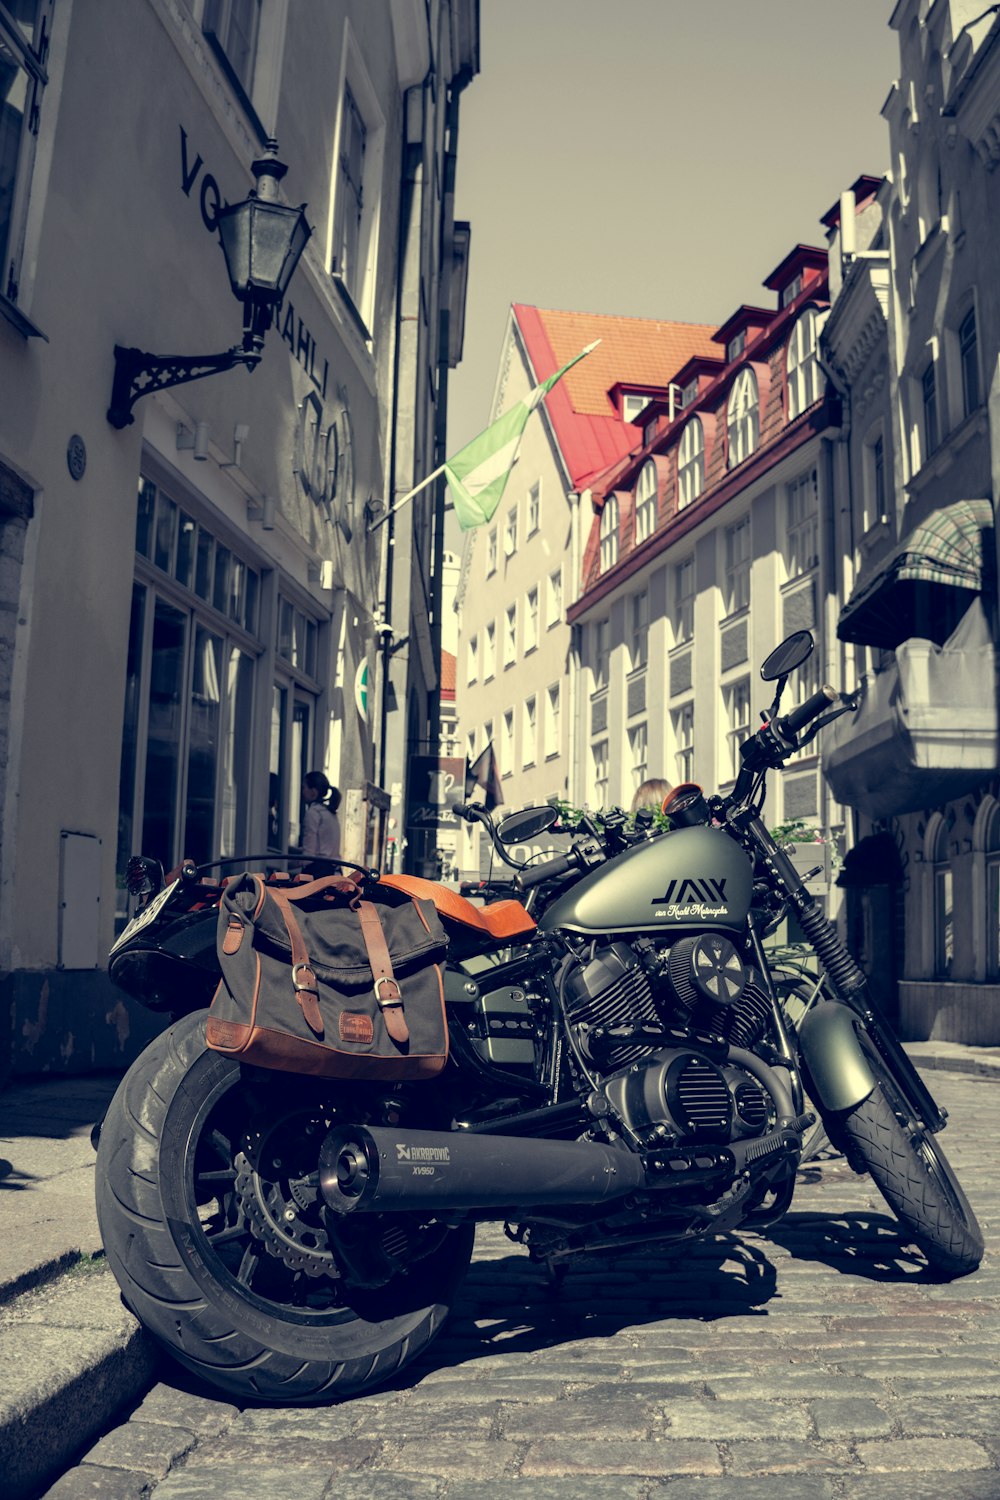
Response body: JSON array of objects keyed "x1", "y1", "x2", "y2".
[{"x1": 797, "y1": 1000, "x2": 876, "y2": 1114}]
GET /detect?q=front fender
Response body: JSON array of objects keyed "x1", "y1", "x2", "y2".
[{"x1": 797, "y1": 1000, "x2": 877, "y2": 1114}]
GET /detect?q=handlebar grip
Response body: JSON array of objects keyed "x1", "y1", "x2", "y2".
[
  {"x1": 513, "y1": 852, "x2": 576, "y2": 893},
  {"x1": 778, "y1": 685, "x2": 837, "y2": 738}
]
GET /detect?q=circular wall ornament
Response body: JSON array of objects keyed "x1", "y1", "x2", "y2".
[{"x1": 67, "y1": 434, "x2": 87, "y2": 481}]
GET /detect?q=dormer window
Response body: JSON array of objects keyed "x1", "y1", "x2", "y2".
[
  {"x1": 727, "y1": 368, "x2": 759, "y2": 469},
  {"x1": 634, "y1": 463, "x2": 657, "y2": 544},
  {"x1": 726, "y1": 330, "x2": 746, "y2": 363},
  {"x1": 599, "y1": 495, "x2": 619, "y2": 572},
  {"x1": 780, "y1": 274, "x2": 803, "y2": 308},
  {"x1": 786, "y1": 308, "x2": 826, "y2": 420},
  {"x1": 622, "y1": 393, "x2": 648, "y2": 423},
  {"x1": 682, "y1": 379, "x2": 699, "y2": 408},
  {"x1": 677, "y1": 418, "x2": 705, "y2": 509}
]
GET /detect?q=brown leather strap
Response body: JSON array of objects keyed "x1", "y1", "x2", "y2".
[
  {"x1": 268, "y1": 886, "x2": 324, "y2": 1036},
  {"x1": 282, "y1": 872, "x2": 363, "y2": 908},
  {"x1": 357, "y1": 901, "x2": 409, "y2": 1047}
]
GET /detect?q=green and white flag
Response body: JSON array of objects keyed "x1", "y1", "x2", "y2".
[{"x1": 445, "y1": 341, "x2": 599, "y2": 530}]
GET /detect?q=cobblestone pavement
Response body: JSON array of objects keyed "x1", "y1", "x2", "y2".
[{"x1": 43, "y1": 1069, "x2": 1000, "y2": 1499}]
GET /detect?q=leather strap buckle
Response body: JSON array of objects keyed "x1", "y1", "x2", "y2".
[
  {"x1": 374, "y1": 975, "x2": 401, "y2": 1007},
  {"x1": 292, "y1": 962, "x2": 318, "y2": 996}
]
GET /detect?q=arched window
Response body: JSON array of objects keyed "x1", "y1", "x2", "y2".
[
  {"x1": 727, "y1": 367, "x2": 759, "y2": 469},
  {"x1": 787, "y1": 309, "x2": 826, "y2": 419},
  {"x1": 634, "y1": 462, "x2": 657, "y2": 544},
  {"x1": 926, "y1": 815, "x2": 953, "y2": 978},
  {"x1": 677, "y1": 418, "x2": 704, "y2": 509},
  {"x1": 599, "y1": 495, "x2": 619, "y2": 572},
  {"x1": 974, "y1": 799, "x2": 1000, "y2": 980}
]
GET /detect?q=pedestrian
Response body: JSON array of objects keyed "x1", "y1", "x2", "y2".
[
  {"x1": 301, "y1": 771, "x2": 341, "y2": 867},
  {"x1": 630, "y1": 777, "x2": 673, "y2": 815}
]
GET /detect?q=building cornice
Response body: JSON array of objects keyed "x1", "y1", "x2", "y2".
[{"x1": 821, "y1": 261, "x2": 891, "y2": 386}]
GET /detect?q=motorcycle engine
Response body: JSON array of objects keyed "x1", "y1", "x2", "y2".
[
  {"x1": 562, "y1": 938, "x2": 779, "y2": 1148},
  {"x1": 563, "y1": 937, "x2": 772, "y2": 1067}
]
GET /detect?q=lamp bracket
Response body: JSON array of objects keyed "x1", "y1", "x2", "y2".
[{"x1": 107, "y1": 344, "x2": 260, "y2": 430}]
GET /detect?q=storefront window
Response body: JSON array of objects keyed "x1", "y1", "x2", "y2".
[
  {"x1": 184, "y1": 627, "x2": 223, "y2": 864},
  {"x1": 115, "y1": 583, "x2": 146, "y2": 924},
  {"x1": 219, "y1": 648, "x2": 254, "y2": 858},
  {"x1": 141, "y1": 598, "x2": 187, "y2": 868}
]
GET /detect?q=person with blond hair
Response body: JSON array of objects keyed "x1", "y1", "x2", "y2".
[{"x1": 630, "y1": 777, "x2": 672, "y2": 815}]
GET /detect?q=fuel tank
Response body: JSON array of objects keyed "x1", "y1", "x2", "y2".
[{"x1": 538, "y1": 825, "x2": 753, "y2": 937}]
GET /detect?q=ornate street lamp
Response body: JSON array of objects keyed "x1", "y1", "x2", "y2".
[{"x1": 107, "y1": 142, "x2": 311, "y2": 430}]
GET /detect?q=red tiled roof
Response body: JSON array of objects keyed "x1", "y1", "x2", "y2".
[
  {"x1": 514, "y1": 304, "x2": 717, "y2": 490},
  {"x1": 440, "y1": 650, "x2": 456, "y2": 699}
]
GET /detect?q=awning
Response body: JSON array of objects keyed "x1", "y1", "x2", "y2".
[{"x1": 837, "y1": 499, "x2": 994, "y2": 648}]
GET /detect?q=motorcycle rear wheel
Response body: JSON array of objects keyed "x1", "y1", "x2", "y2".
[
  {"x1": 96, "y1": 1011, "x2": 474, "y2": 1402},
  {"x1": 840, "y1": 1031, "x2": 983, "y2": 1276}
]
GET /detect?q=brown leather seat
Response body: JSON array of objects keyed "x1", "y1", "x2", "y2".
[{"x1": 380, "y1": 874, "x2": 536, "y2": 942}]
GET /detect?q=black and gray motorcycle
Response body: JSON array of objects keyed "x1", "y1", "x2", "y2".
[{"x1": 95, "y1": 630, "x2": 982, "y2": 1403}]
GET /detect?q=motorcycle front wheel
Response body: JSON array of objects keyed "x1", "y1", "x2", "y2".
[
  {"x1": 839, "y1": 1030, "x2": 983, "y2": 1276},
  {"x1": 96, "y1": 1011, "x2": 474, "y2": 1403}
]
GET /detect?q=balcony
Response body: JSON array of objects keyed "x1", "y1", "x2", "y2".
[{"x1": 824, "y1": 598, "x2": 997, "y2": 818}]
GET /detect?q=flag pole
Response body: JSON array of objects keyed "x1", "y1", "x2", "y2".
[{"x1": 367, "y1": 463, "x2": 447, "y2": 534}]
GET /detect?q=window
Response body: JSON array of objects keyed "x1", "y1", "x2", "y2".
[
  {"x1": 546, "y1": 567, "x2": 563, "y2": 628},
  {"x1": 276, "y1": 598, "x2": 319, "y2": 680},
  {"x1": 786, "y1": 309, "x2": 825, "y2": 419},
  {"x1": 682, "y1": 378, "x2": 699, "y2": 408},
  {"x1": 677, "y1": 418, "x2": 704, "y2": 510},
  {"x1": 203, "y1": 0, "x2": 261, "y2": 97},
  {"x1": 623, "y1": 393, "x2": 648, "y2": 422},
  {"x1": 504, "y1": 505, "x2": 518, "y2": 557},
  {"x1": 599, "y1": 495, "x2": 619, "y2": 572},
  {"x1": 629, "y1": 722, "x2": 648, "y2": 790},
  {"x1": 118, "y1": 479, "x2": 263, "y2": 910},
  {"x1": 726, "y1": 330, "x2": 746, "y2": 363},
  {"x1": 524, "y1": 587, "x2": 539, "y2": 652},
  {"x1": 527, "y1": 480, "x2": 541, "y2": 536},
  {"x1": 675, "y1": 556, "x2": 695, "y2": 644},
  {"x1": 1, "y1": 0, "x2": 55, "y2": 307},
  {"x1": 593, "y1": 618, "x2": 610, "y2": 691},
  {"x1": 724, "y1": 678, "x2": 751, "y2": 782},
  {"x1": 727, "y1": 367, "x2": 759, "y2": 468},
  {"x1": 960, "y1": 307, "x2": 980, "y2": 418},
  {"x1": 865, "y1": 432, "x2": 886, "y2": 534},
  {"x1": 930, "y1": 819, "x2": 953, "y2": 977},
  {"x1": 591, "y1": 739, "x2": 609, "y2": 806},
  {"x1": 485, "y1": 526, "x2": 498, "y2": 575},
  {"x1": 786, "y1": 470, "x2": 818, "y2": 579},
  {"x1": 523, "y1": 696, "x2": 537, "y2": 766},
  {"x1": 545, "y1": 683, "x2": 561, "y2": 759},
  {"x1": 467, "y1": 634, "x2": 478, "y2": 684},
  {"x1": 984, "y1": 804, "x2": 1000, "y2": 981},
  {"x1": 634, "y1": 461, "x2": 657, "y2": 543},
  {"x1": 483, "y1": 620, "x2": 496, "y2": 679},
  {"x1": 922, "y1": 361, "x2": 939, "y2": 458},
  {"x1": 501, "y1": 709, "x2": 514, "y2": 776},
  {"x1": 630, "y1": 591, "x2": 648, "y2": 670},
  {"x1": 671, "y1": 702, "x2": 694, "y2": 785},
  {"x1": 330, "y1": 44, "x2": 385, "y2": 330},
  {"x1": 781, "y1": 273, "x2": 803, "y2": 308},
  {"x1": 503, "y1": 603, "x2": 517, "y2": 667},
  {"x1": 724, "y1": 516, "x2": 751, "y2": 614}
]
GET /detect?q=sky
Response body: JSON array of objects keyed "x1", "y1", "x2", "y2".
[{"x1": 447, "y1": 0, "x2": 900, "y2": 459}]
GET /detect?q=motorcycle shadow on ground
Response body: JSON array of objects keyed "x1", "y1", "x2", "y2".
[{"x1": 765, "y1": 1208, "x2": 959, "y2": 1284}]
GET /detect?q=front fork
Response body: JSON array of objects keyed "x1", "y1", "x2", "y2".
[{"x1": 739, "y1": 809, "x2": 947, "y2": 1134}]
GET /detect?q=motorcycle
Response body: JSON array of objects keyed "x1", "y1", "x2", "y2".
[{"x1": 95, "y1": 629, "x2": 982, "y2": 1404}]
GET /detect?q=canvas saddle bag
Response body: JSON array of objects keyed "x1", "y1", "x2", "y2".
[{"x1": 205, "y1": 872, "x2": 449, "y2": 1080}]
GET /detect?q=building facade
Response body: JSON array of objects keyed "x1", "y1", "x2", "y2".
[
  {"x1": 455, "y1": 303, "x2": 715, "y2": 876},
  {"x1": 0, "y1": 0, "x2": 478, "y2": 1078},
  {"x1": 568, "y1": 229, "x2": 856, "y2": 925},
  {"x1": 824, "y1": 0, "x2": 1000, "y2": 1042}
]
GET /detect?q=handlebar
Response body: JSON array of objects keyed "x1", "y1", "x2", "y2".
[
  {"x1": 513, "y1": 851, "x2": 579, "y2": 893},
  {"x1": 776, "y1": 684, "x2": 838, "y2": 739}
]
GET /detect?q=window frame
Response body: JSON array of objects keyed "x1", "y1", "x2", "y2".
[
  {"x1": 328, "y1": 29, "x2": 386, "y2": 336},
  {"x1": 503, "y1": 603, "x2": 517, "y2": 669},
  {"x1": 630, "y1": 590, "x2": 648, "y2": 671},
  {"x1": 785, "y1": 469, "x2": 819, "y2": 581},
  {"x1": 599, "y1": 495, "x2": 619, "y2": 572},
  {"x1": 546, "y1": 566, "x2": 563, "y2": 628},
  {"x1": 593, "y1": 618, "x2": 610, "y2": 692},
  {"x1": 671, "y1": 701, "x2": 694, "y2": 785},
  {"x1": 544, "y1": 682, "x2": 561, "y2": 760},
  {"x1": 786, "y1": 308, "x2": 825, "y2": 420},
  {"x1": 483, "y1": 620, "x2": 496, "y2": 680},
  {"x1": 634, "y1": 461, "x2": 657, "y2": 544},
  {"x1": 526, "y1": 479, "x2": 541, "y2": 537},
  {"x1": 726, "y1": 366, "x2": 759, "y2": 469},
  {"x1": 921, "y1": 359, "x2": 939, "y2": 459},
  {"x1": 723, "y1": 677, "x2": 751, "y2": 783},
  {"x1": 675, "y1": 555, "x2": 695, "y2": 645},
  {"x1": 523, "y1": 695, "x2": 537, "y2": 767},
  {"x1": 0, "y1": 0, "x2": 55, "y2": 310},
  {"x1": 524, "y1": 586, "x2": 539, "y2": 653},
  {"x1": 959, "y1": 305, "x2": 980, "y2": 419},
  {"x1": 677, "y1": 417, "x2": 705, "y2": 510},
  {"x1": 724, "y1": 515, "x2": 751, "y2": 615}
]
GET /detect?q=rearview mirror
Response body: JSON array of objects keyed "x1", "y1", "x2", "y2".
[
  {"x1": 761, "y1": 630, "x2": 814, "y2": 681},
  {"x1": 496, "y1": 806, "x2": 559, "y2": 845}
]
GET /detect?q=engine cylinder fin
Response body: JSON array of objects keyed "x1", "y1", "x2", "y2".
[{"x1": 670, "y1": 1055, "x2": 732, "y2": 1136}]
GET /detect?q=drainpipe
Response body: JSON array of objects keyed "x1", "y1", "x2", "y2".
[{"x1": 567, "y1": 490, "x2": 582, "y2": 804}]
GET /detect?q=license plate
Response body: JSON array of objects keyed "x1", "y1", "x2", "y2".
[{"x1": 109, "y1": 878, "x2": 180, "y2": 956}]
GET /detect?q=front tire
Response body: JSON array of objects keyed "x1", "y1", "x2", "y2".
[
  {"x1": 840, "y1": 1033, "x2": 983, "y2": 1276},
  {"x1": 96, "y1": 1011, "x2": 474, "y2": 1402}
]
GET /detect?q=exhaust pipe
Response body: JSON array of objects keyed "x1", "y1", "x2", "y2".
[{"x1": 319, "y1": 1124, "x2": 646, "y2": 1217}]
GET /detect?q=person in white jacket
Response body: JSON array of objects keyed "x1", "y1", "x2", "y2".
[{"x1": 300, "y1": 771, "x2": 341, "y2": 867}]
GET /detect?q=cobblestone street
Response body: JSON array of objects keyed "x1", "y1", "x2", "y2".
[{"x1": 44, "y1": 1068, "x2": 1000, "y2": 1498}]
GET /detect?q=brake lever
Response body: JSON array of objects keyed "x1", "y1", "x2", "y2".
[{"x1": 796, "y1": 697, "x2": 858, "y2": 749}]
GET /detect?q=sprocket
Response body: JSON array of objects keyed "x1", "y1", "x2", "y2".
[{"x1": 235, "y1": 1111, "x2": 338, "y2": 1279}]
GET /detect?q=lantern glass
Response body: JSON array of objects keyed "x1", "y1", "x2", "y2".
[{"x1": 218, "y1": 199, "x2": 311, "y2": 306}]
